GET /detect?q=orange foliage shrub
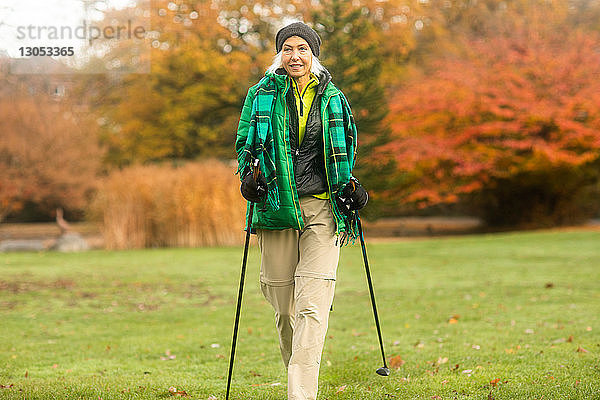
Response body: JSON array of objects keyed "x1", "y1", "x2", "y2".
[
  {"x1": 0, "y1": 95, "x2": 102, "y2": 222},
  {"x1": 91, "y1": 161, "x2": 246, "y2": 249},
  {"x1": 377, "y1": 14, "x2": 600, "y2": 226}
]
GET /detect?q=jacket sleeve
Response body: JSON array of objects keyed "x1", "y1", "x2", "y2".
[
  {"x1": 339, "y1": 92, "x2": 358, "y2": 173},
  {"x1": 235, "y1": 85, "x2": 258, "y2": 171}
]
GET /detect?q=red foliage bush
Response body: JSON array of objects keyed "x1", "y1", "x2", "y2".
[{"x1": 378, "y1": 18, "x2": 600, "y2": 226}]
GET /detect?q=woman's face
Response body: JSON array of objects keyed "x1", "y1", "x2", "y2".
[{"x1": 281, "y1": 36, "x2": 312, "y2": 80}]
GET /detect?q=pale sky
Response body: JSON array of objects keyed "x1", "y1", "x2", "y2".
[{"x1": 0, "y1": 0, "x2": 138, "y2": 57}]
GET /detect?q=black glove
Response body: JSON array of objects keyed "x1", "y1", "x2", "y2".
[
  {"x1": 240, "y1": 167, "x2": 267, "y2": 203},
  {"x1": 336, "y1": 177, "x2": 368, "y2": 216}
]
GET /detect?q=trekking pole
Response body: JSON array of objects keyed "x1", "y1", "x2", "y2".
[
  {"x1": 356, "y1": 212, "x2": 390, "y2": 376},
  {"x1": 226, "y1": 159, "x2": 260, "y2": 400}
]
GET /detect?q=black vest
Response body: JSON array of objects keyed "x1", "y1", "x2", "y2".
[{"x1": 286, "y1": 73, "x2": 330, "y2": 197}]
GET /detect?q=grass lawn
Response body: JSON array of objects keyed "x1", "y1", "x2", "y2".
[{"x1": 1, "y1": 229, "x2": 599, "y2": 399}]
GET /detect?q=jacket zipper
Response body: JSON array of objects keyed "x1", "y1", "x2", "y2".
[
  {"x1": 283, "y1": 80, "x2": 304, "y2": 230},
  {"x1": 293, "y1": 79, "x2": 304, "y2": 117},
  {"x1": 295, "y1": 79, "x2": 319, "y2": 156},
  {"x1": 291, "y1": 90, "x2": 300, "y2": 162},
  {"x1": 294, "y1": 82, "x2": 321, "y2": 181}
]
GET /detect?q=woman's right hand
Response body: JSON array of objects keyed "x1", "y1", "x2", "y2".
[{"x1": 240, "y1": 168, "x2": 267, "y2": 203}]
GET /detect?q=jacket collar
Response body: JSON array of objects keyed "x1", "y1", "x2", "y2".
[{"x1": 268, "y1": 67, "x2": 333, "y2": 97}]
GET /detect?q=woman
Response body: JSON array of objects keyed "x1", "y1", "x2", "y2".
[{"x1": 235, "y1": 21, "x2": 368, "y2": 400}]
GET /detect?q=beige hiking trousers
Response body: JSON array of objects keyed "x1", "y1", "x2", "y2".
[{"x1": 257, "y1": 196, "x2": 340, "y2": 400}]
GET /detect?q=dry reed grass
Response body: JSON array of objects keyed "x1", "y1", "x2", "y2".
[{"x1": 91, "y1": 160, "x2": 245, "y2": 249}]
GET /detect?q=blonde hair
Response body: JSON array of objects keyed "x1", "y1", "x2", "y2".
[{"x1": 266, "y1": 51, "x2": 326, "y2": 75}]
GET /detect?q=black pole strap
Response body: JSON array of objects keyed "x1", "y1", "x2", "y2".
[{"x1": 357, "y1": 213, "x2": 388, "y2": 369}]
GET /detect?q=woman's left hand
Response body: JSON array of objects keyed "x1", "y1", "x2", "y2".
[{"x1": 336, "y1": 177, "x2": 368, "y2": 214}]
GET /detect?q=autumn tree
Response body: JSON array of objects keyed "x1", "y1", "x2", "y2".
[
  {"x1": 378, "y1": 13, "x2": 600, "y2": 227},
  {"x1": 311, "y1": 0, "x2": 388, "y2": 142},
  {"x1": 89, "y1": 0, "x2": 255, "y2": 166},
  {"x1": 0, "y1": 89, "x2": 103, "y2": 222}
]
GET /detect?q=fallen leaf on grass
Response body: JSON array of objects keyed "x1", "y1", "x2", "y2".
[
  {"x1": 168, "y1": 386, "x2": 189, "y2": 397},
  {"x1": 335, "y1": 385, "x2": 347, "y2": 394},
  {"x1": 1, "y1": 384, "x2": 14, "y2": 389},
  {"x1": 505, "y1": 345, "x2": 521, "y2": 354},
  {"x1": 577, "y1": 346, "x2": 588, "y2": 353},
  {"x1": 490, "y1": 378, "x2": 501, "y2": 386},
  {"x1": 567, "y1": 335, "x2": 574, "y2": 343},
  {"x1": 161, "y1": 350, "x2": 176, "y2": 361},
  {"x1": 248, "y1": 370, "x2": 261, "y2": 377},
  {"x1": 389, "y1": 355, "x2": 405, "y2": 369},
  {"x1": 448, "y1": 314, "x2": 460, "y2": 324}
]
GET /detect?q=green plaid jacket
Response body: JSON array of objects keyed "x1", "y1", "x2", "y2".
[{"x1": 235, "y1": 69, "x2": 358, "y2": 241}]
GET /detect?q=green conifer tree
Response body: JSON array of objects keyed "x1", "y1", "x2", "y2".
[{"x1": 311, "y1": 0, "x2": 392, "y2": 217}]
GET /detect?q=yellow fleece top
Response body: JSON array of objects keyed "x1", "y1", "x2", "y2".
[{"x1": 291, "y1": 73, "x2": 329, "y2": 200}]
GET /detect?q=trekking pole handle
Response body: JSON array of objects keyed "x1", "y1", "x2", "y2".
[{"x1": 252, "y1": 158, "x2": 260, "y2": 181}]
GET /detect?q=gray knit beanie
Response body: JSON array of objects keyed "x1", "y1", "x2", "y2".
[{"x1": 275, "y1": 22, "x2": 322, "y2": 57}]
